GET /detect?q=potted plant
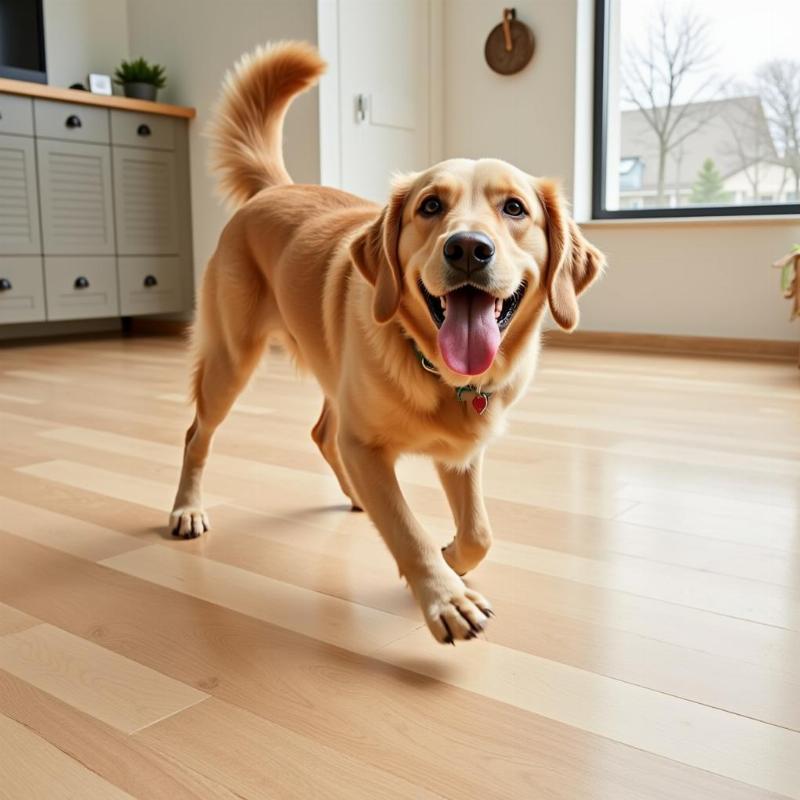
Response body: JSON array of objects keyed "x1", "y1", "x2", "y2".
[
  {"x1": 772, "y1": 244, "x2": 800, "y2": 367},
  {"x1": 114, "y1": 57, "x2": 166, "y2": 101}
]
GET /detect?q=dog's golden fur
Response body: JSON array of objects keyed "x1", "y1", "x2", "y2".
[{"x1": 171, "y1": 41, "x2": 605, "y2": 644}]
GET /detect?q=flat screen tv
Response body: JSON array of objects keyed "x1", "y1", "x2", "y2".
[{"x1": 0, "y1": 0, "x2": 46, "y2": 83}]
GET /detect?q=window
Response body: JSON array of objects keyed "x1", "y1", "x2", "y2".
[{"x1": 593, "y1": 0, "x2": 800, "y2": 218}]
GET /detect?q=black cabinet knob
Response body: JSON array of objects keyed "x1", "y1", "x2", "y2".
[
  {"x1": 74, "y1": 276, "x2": 90, "y2": 289},
  {"x1": 65, "y1": 115, "x2": 82, "y2": 129},
  {"x1": 143, "y1": 274, "x2": 158, "y2": 287},
  {"x1": 137, "y1": 123, "x2": 151, "y2": 137},
  {"x1": 0, "y1": 278, "x2": 11, "y2": 291}
]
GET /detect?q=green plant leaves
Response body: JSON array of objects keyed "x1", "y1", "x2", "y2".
[{"x1": 113, "y1": 57, "x2": 167, "y2": 89}]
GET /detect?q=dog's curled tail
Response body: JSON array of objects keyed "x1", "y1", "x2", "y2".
[{"x1": 209, "y1": 41, "x2": 325, "y2": 207}]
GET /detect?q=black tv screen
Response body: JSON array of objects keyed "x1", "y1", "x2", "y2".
[{"x1": 0, "y1": 0, "x2": 46, "y2": 83}]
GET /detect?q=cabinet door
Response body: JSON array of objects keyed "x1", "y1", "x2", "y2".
[
  {"x1": 0, "y1": 134, "x2": 41, "y2": 255},
  {"x1": 37, "y1": 139, "x2": 115, "y2": 256},
  {"x1": 110, "y1": 110, "x2": 175, "y2": 150},
  {"x1": 0, "y1": 256, "x2": 46, "y2": 323},
  {"x1": 118, "y1": 256, "x2": 182, "y2": 315},
  {"x1": 112, "y1": 148, "x2": 179, "y2": 255},
  {"x1": 34, "y1": 100, "x2": 110, "y2": 144},
  {"x1": 44, "y1": 256, "x2": 119, "y2": 321},
  {"x1": 0, "y1": 95, "x2": 34, "y2": 137}
]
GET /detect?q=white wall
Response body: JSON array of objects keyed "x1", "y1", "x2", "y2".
[
  {"x1": 43, "y1": 0, "x2": 129, "y2": 88},
  {"x1": 126, "y1": 0, "x2": 320, "y2": 283},
  {"x1": 442, "y1": 0, "x2": 800, "y2": 342}
]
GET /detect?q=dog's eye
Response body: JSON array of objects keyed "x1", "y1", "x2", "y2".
[
  {"x1": 420, "y1": 196, "x2": 443, "y2": 217},
  {"x1": 503, "y1": 198, "x2": 526, "y2": 217}
]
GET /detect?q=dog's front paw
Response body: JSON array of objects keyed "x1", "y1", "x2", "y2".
[
  {"x1": 441, "y1": 539, "x2": 487, "y2": 576},
  {"x1": 169, "y1": 507, "x2": 209, "y2": 539},
  {"x1": 411, "y1": 566, "x2": 493, "y2": 644},
  {"x1": 441, "y1": 526, "x2": 492, "y2": 576}
]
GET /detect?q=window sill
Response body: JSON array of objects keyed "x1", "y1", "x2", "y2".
[{"x1": 579, "y1": 214, "x2": 800, "y2": 229}]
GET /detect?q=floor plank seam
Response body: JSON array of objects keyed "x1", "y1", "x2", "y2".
[
  {"x1": 369, "y1": 623, "x2": 429, "y2": 655},
  {"x1": 98, "y1": 542, "x2": 800, "y2": 743},
  {"x1": 369, "y1": 623, "x2": 800, "y2": 732},
  {"x1": 2, "y1": 710, "x2": 127, "y2": 794},
  {"x1": 127, "y1": 694, "x2": 215, "y2": 736}
]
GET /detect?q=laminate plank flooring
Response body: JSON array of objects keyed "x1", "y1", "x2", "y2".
[{"x1": 0, "y1": 334, "x2": 798, "y2": 798}]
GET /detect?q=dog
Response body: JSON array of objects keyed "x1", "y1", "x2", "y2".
[{"x1": 170, "y1": 41, "x2": 605, "y2": 644}]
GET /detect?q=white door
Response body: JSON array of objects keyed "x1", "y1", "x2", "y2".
[{"x1": 334, "y1": 0, "x2": 434, "y2": 203}]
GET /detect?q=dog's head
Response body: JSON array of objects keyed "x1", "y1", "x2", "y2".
[{"x1": 351, "y1": 158, "x2": 605, "y2": 380}]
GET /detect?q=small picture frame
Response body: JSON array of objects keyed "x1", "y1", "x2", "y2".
[{"x1": 88, "y1": 73, "x2": 112, "y2": 96}]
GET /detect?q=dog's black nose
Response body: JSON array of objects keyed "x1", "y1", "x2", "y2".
[{"x1": 443, "y1": 231, "x2": 495, "y2": 273}]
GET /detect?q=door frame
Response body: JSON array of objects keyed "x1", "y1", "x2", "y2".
[{"x1": 316, "y1": 0, "x2": 444, "y2": 189}]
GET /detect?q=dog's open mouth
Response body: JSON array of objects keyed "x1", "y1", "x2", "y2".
[
  {"x1": 420, "y1": 282, "x2": 526, "y2": 333},
  {"x1": 418, "y1": 281, "x2": 527, "y2": 376}
]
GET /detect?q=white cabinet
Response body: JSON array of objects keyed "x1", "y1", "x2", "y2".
[
  {"x1": 111, "y1": 108, "x2": 187, "y2": 315},
  {"x1": 118, "y1": 256, "x2": 182, "y2": 315},
  {"x1": 0, "y1": 91, "x2": 193, "y2": 326},
  {"x1": 43, "y1": 256, "x2": 119, "y2": 321},
  {"x1": 0, "y1": 104, "x2": 46, "y2": 324},
  {"x1": 37, "y1": 139, "x2": 116, "y2": 256},
  {"x1": 0, "y1": 256, "x2": 46, "y2": 323},
  {"x1": 0, "y1": 134, "x2": 41, "y2": 255},
  {"x1": 112, "y1": 148, "x2": 179, "y2": 256}
]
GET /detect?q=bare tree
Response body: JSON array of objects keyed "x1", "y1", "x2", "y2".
[
  {"x1": 720, "y1": 95, "x2": 777, "y2": 200},
  {"x1": 756, "y1": 59, "x2": 800, "y2": 197},
  {"x1": 622, "y1": 4, "x2": 720, "y2": 204}
]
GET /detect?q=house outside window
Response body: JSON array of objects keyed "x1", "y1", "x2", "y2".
[{"x1": 594, "y1": 0, "x2": 800, "y2": 218}]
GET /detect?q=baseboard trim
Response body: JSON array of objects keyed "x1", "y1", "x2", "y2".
[
  {"x1": 123, "y1": 317, "x2": 192, "y2": 337},
  {"x1": 119, "y1": 320, "x2": 800, "y2": 361},
  {"x1": 0, "y1": 318, "x2": 121, "y2": 343},
  {"x1": 544, "y1": 329, "x2": 800, "y2": 361}
]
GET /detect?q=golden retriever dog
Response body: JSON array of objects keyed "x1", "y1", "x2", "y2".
[{"x1": 170, "y1": 41, "x2": 605, "y2": 644}]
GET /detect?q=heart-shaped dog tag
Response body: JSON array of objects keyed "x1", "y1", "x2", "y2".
[{"x1": 472, "y1": 394, "x2": 488, "y2": 415}]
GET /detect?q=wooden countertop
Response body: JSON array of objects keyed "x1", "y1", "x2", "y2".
[{"x1": 0, "y1": 78, "x2": 196, "y2": 119}]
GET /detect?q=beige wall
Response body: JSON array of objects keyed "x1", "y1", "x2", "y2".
[
  {"x1": 442, "y1": 0, "x2": 578, "y2": 186},
  {"x1": 442, "y1": 0, "x2": 800, "y2": 342},
  {"x1": 126, "y1": 0, "x2": 320, "y2": 284},
  {"x1": 43, "y1": 0, "x2": 129, "y2": 88},
  {"x1": 581, "y1": 219, "x2": 799, "y2": 339}
]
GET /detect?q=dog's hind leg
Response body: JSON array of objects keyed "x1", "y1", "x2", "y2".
[
  {"x1": 311, "y1": 399, "x2": 362, "y2": 511},
  {"x1": 170, "y1": 335, "x2": 267, "y2": 537},
  {"x1": 170, "y1": 260, "x2": 270, "y2": 537}
]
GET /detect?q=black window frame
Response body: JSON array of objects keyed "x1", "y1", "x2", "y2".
[{"x1": 592, "y1": 0, "x2": 800, "y2": 220}]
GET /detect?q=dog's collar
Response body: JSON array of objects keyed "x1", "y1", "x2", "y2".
[{"x1": 411, "y1": 342, "x2": 492, "y2": 415}]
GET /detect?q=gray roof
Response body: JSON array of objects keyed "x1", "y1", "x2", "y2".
[{"x1": 620, "y1": 96, "x2": 777, "y2": 190}]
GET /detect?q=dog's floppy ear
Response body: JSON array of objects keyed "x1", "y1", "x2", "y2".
[
  {"x1": 350, "y1": 177, "x2": 412, "y2": 324},
  {"x1": 536, "y1": 179, "x2": 605, "y2": 331}
]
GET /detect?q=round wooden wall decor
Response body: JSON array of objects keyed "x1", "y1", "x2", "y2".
[{"x1": 485, "y1": 8, "x2": 535, "y2": 76}]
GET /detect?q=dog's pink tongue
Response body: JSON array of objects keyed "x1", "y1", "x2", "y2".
[{"x1": 438, "y1": 288, "x2": 500, "y2": 376}]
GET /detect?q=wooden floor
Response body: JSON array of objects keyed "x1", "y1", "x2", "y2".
[{"x1": 0, "y1": 334, "x2": 798, "y2": 799}]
